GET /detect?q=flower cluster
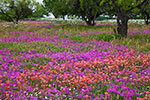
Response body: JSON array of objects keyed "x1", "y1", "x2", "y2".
[
  {"x1": 129, "y1": 30, "x2": 150, "y2": 35},
  {"x1": 0, "y1": 22, "x2": 150, "y2": 100}
]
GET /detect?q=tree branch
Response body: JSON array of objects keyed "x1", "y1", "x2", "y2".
[
  {"x1": 127, "y1": 0, "x2": 147, "y2": 13},
  {"x1": 129, "y1": 1, "x2": 148, "y2": 18},
  {"x1": 0, "y1": 8, "x2": 13, "y2": 21}
]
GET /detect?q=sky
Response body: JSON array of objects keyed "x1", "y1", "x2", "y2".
[{"x1": 36, "y1": 0, "x2": 43, "y2": 3}]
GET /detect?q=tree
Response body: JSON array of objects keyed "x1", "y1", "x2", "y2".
[
  {"x1": 101, "y1": 0, "x2": 149, "y2": 37},
  {"x1": 66, "y1": 0, "x2": 108, "y2": 26},
  {"x1": 141, "y1": 3, "x2": 150, "y2": 25},
  {"x1": 43, "y1": 0, "x2": 109, "y2": 25},
  {"x1": 143, "y1": 10, "x2": 150, "y2": 25},
  {"x1": 43, "y1": 0, "x2": 68, "y2": 19},
  {"x1": 0, "y1": 0, "x2": 36, "y2": 24},
  {"x1": 31, "y1": 2, "x2": 47, "y2": 18}
]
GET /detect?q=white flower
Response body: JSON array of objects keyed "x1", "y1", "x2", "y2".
[{"x1": 45, "y1": 96, "x2": 48, "y2": 99}]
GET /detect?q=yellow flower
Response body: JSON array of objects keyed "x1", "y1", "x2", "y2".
[{"x1": 61, "y1": 86, "x2": 63, "y2": 89}]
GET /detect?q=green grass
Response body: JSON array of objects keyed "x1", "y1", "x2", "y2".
[
  {"x1": 69, "y1": 33, "x2": 115, "y2": 42},
  {"x1": 0, "y1": 21, "x2": 150, "y2": 53},
  {"x1": 0, "y1": 42, "x2": 71, "y2": 53}
]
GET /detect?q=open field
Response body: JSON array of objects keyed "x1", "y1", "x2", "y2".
[{"x1": 0, "y1": 21, "x2": 150, "y2": 100}]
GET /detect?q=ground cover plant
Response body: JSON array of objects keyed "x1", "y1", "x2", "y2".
[{"x1": 0, "y1": 21, "x2": 150, "y2": 100}]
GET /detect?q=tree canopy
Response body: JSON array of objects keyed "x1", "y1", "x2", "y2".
[
  {"x1": 43, "y1": 0, "x2": 68, "y2": 19},
  {"x1": 0, "y1": 0, "x2": 37, "y2": 24},
  {"x1": 67, "y1": 0, "x2": 110, "y2": 25},
  {"x1": 30, "y1": 2, "x2": 47, "y2": 19}
]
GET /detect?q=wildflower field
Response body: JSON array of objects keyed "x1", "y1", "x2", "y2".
[{"x1": 0, "y1": 21, "x2": 150, "y2": 100}]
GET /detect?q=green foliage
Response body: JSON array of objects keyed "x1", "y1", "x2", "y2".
[
  {"x1": 43, "y1": 0, "x2": 68, "y2": 19},
  {"x1": 30, "y1": 2, "x2": 47, "y2": 18},
  {"x1": 96, "y1": 16, "x2": 109, "y2": 21},
  {"x1": 0, "y1": 0, "x2": 37, "y2": 23},
  {"x1": 65, "y1": 0, "x2": 108, "y2": 25},
  {"x1": 43, "y1": 0, "x2": 109, "y2": 25},
  {"x1": 139, "y1": 3, "x2": 150, "y2": 24},
  {"x1": 101, "y1": 0, "x2": 149, "y2": 37}
]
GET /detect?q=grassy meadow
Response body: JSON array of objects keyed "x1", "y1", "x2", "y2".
[{"x1": 0, "y1": 20, "x2": 150, "y2": 100}]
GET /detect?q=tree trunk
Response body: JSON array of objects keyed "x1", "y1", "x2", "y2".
[
  {"x1": 112, "y1": 2, "x2": 129, "y2": 37},
  {"x1": 145, "y1": 14, "x2": 149, "y2": 25},
  {"x1": 117, "y1": 14, "x2": 128, "y2": 37},
  {"x1": 85, "y1": 18, "x2": 95, "y2": 26},
  {"x1": 62, "y1": 15, "x2": 65, "y2": 20},
  {"x1": 12, "y1": 19, "x2": 18, "y2": 24},
  {"x1": 53, "y1": 14, "x2": 58, "y2": 18},
  {"x1": 82, "y1": 15, "x2": 95, "y2": 26}
]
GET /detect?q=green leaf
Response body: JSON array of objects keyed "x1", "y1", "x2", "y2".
[
  {"x1": 100, "y1": 0, "x2": 105, "y2": 6},
  {"x1": 118, "y1": 0, "x2": 122, "y2": 5}
]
